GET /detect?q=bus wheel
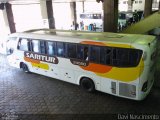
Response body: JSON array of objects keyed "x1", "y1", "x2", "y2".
[
  {"x1": 22, "y1": 63, "x2": 29, "y2": 73},
  {"x1": 80, "y1": 78, "x2": 95, "y2": 92}
]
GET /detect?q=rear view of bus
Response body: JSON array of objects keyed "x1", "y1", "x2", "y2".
[{"x1": 136, "y1": 35, "x2": 157, "y2": 100}]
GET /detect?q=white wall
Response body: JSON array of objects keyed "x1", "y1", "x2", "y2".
[
  {"x1": 52, "y1": 3, "x2": 71, "y2": 30},
  {"x1": 119, "y1": 0, "x2": 129, "y2": 12},
  {"x1": 132, "y1": 0, "x2": 145, "y2": 11},
  {"x1": 12, "y1": 4, "x2": 43, "y2": 32}
]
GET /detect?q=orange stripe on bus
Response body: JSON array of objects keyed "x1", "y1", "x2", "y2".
[
  {"x1": 80, "y1": 63, "x2": 112, "y2": 73},
  {"x1": 24, "y1": 57, "x2": 40, "y2": 64},
  {"x1": 80, "y1": 41, "x2": 106, "y2": 46}
]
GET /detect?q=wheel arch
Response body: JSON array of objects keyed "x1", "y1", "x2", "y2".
[
  {"x1": 79, "y1": 76, "x2": 96, "y2": 92},
  {"x1": 19, "y1": 62, "x2": 24, "y2": 68},
  {"x1": 19, "y1": 62, "x2": 30, "y2": 73},
  {"x1": 78, "y1": 76, "x2": 96, "y2": 88}
]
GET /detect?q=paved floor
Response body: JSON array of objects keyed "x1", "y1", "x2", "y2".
[{"x1": 0, "y1": 52, "x2": 160, "y2": 119}]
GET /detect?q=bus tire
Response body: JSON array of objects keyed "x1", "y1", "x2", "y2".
[
  {"x1": 80, "y1": 78, "x2": 95, "y2": 92},
  {"x1": 21, "y1": 63, "x2": 30, "y2": 73}
]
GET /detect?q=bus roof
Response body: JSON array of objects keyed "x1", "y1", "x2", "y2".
[{"x1": 11, "y1": 29, "x2": 155, "y2": 46}]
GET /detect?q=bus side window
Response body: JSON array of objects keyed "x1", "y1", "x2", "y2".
[
  {"x1": 112, "y1": 48, "x2": 130, "y2": 67},
  {"x1": 47, "y1": 41, "x2": 56, "y2": 56},
  {"x1": 112, "y1": 48, "x2": 119, "y2": 66},
  {"x1": 100, "y1": 47, "x2": 112, "y2": 65},
  {"x1": 77, "y1": 45, "x2": 84, "y2": 60},
  {"x1": 105, "y1": 48, "x2": 112, "y2": 65},
  {"x1": 83, "y1": 46, "x2": 89, "y2": 61},
  {"x1": 40, "y1": 41, "x2": 46, "y2": 54},
  {"x1": 118, "y1": 49, "x2": 130, "y2": 66},
  {"x1": 18, "y1": 38, "x2": 30, "y2": 51},
  {"x1": 67, "y1": 43, "x2": 77, "y2": 58},
  {"x1": 90, "y1": 46, "x2": 100, "y2": 63},
  {"x1": 129, "y1": 49, "x2": 141, "y2": 66},
  {"x1": 32, "y1": 40, "x2": 40, "y2": 53},
  {"x1": 57, "y1": 42, "x2": 65, "y2": 57},
  {"x1": 100, "y1": 47, "x2": 105, "y2": 64}
]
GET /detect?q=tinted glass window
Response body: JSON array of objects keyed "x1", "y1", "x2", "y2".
[
  {"x1": 67, "y1": 44, "x2": 77, "y2": 58},
  {"x1": 112, "y1": 48, "x2": 142, "y2": 67},
  {"x1": 57, "y1": 42, "x2": 65, "y2": 57},
  {"x1": 93, "y1": 14, "x2": 101, "y2": 19},
  {"x1": 100, "y1": 47, "x2": 112, "y2": 65},
  {"x1": 80, "y1": 14, "x2": 101, "y2": 19},
  {"x1": 47, "y1": 41, "x2": 56, "y2": 56},
  {"x1": 77, "y1": 45, "x2": 88, "y2": 60},
  {"x1": 40, "y1": 41, "x2": 46, "y2": 54},
  {"x1": 77, "y1": 45, "x2": 84, "y2": 60},
  {"x1": 112, "y1": 48, "x2": 130, "y2": 66},
  {"x1": 32, "y1": 40, "x2": 40, "y2": 53},
  {"x1": 100, "y1": 47, "x2": 142, "y2": 67},
  {"x1": 90, "y1": 46, "x2": 100, "y2": 63},
  {"x1": 83, "y1": 46, "x2": 89, "y2": 61},
  {"x1": 129, "y1": 49, "x2": 141, "y2": 66},
  {"x1": 18, "y1": 38, "x2": 29, "y2": 51},
  {"x1": 100, "y1": 47, "x2": 106, "y2": 64}
]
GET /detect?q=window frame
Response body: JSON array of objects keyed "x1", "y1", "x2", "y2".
[
  {"x1": 111, "y1": 47, "x2": 142, "y2": 67},
  {"x1": 100, "y1": 46, "x2": 113, "y2": 65},
  {"x1": 31, "y1": 39, "x2": 41, "y2": 53},
  {"x1": 76, "y1": 44, "x2": 89, "y2": 61},
  {"x1": 56, "y1": 41, "x2": 66, "y2": 57},
  {"x1": 39, "y1": 40, "x2": 47, "y2": 54},
  {"x1": 46, "y1": 41, "x2": 57, "y2": 56},
  {"x1": 67, "y1": 43, "x2": 77, "y2": 59},
  {"x1": 17, "y1": 37, "x2": 31, "y2": 51},
  {"x1": 89, "y1": 45, "x2": 100, "y2": 63}
]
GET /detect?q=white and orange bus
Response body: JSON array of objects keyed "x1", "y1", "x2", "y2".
[{"x1": 7, "y1": 29, "x2": 157, "y2": 100}]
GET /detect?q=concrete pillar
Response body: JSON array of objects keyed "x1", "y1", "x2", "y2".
[
  {"x1": 1, "y1": 7, "x2": 10, "y2": 35},
  {"x1": 70, "y1": 2, "x2": 77, "y2": 30},
  {"x1": 159, "y1": 0, "x2": 160, "y2": 10},
  {"x1": 40, "y1": 0, "x2": 55, "y2": 29},
  {"x1": 144, "y1": 0, "x2": 153, "y2": 17},
  {"x1": 1, "y1": 3, "x2": 16, "y2": 34},
  {"x1": 103, "y1": 0, "x2": 118, "y2": 32},
  {"x1": 46, "y1": 0, "x2": 55, "y2": 29},
  {"x1": 82, "y1": 1, "x2": 84, "y2": 13}
]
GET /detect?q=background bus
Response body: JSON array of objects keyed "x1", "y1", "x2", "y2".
[{"x1": 78, "y1": 12, "x2": 103, "y2": 32}]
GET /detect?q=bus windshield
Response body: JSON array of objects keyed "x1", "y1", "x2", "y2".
[{"x1": 6, "y1": 37, "x2": 17, "y2": 55}]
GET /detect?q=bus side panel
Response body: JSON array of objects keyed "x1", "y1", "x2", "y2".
[
  {"x1": 100, "y1": 78, "x2": 117, "y2": 95},
  {"x1": 138, "y1": 39, "x2": 157, "y2": 100},
  {"x1": 47, "y1": 63, "x2": 60, "y2": 79},
  {"x1": 56, "y1": 58, "x2": 76, "y2": 84},
  {"x1": 138, "y1": 66, "x2": 149, "y2": 100}
]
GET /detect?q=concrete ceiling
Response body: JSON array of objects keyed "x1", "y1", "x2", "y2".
[{"x1": 0, "y1": 0, "x2": 96, "y2": 4}]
